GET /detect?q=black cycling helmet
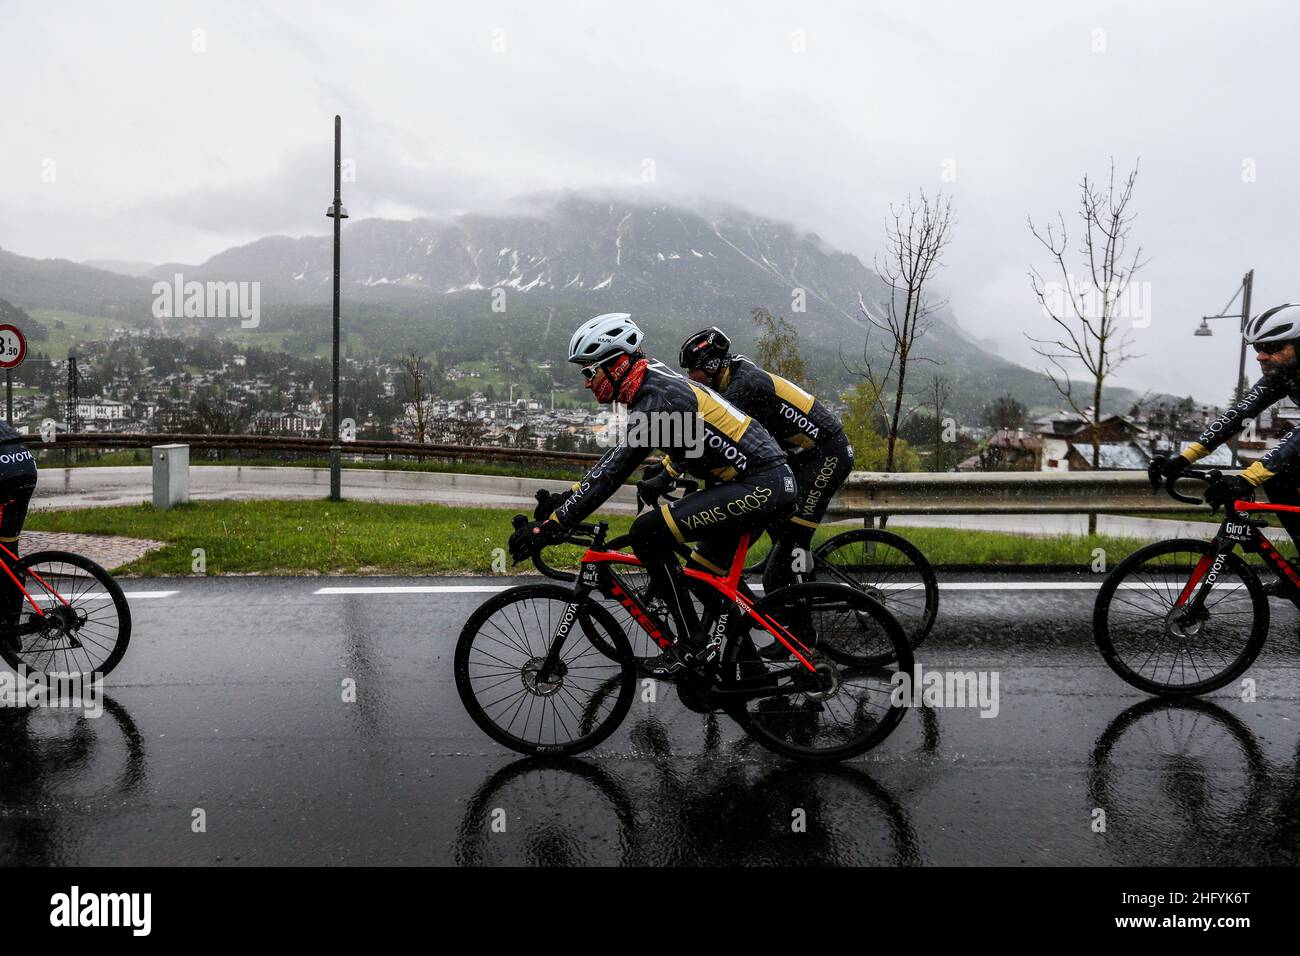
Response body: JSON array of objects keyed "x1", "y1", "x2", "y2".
[{"x1": 679, "y1": 326, "x2": 731, "y2": 372}]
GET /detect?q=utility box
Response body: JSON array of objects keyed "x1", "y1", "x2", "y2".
[{"x1": 152, "y1": 443, "x2": 190, "y2": 510}]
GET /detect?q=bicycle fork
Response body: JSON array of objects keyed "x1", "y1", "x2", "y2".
[{"x1": 1173, "y1": 539, "x2": 1241, "y2": 626}]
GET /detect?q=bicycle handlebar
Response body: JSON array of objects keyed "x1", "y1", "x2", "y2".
[
  {"x1": 636, "y1": 476, "x2": 698, "y2": 511},
  {"x1": 514, "y1": 477, "x2": 699, "y2": 577},
  {"x1": 1150, "y1": 465, "x2": 1222, "y2": 506}
]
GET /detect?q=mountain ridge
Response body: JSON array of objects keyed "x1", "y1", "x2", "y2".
[{"x1": 0, "y1": 193, "x2": 1158, "y2": 415}]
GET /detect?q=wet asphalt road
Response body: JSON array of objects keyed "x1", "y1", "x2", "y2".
[{"x1": 2, "y1": 573, "x2": 1298, "y2": 866}]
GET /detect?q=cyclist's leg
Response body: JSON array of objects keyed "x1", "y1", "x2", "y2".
[
  {"x1": 637, "y1": 464, "x2": 796, "y2": 646},
  {"x1": 0, "y1": 449, "x2": 38, "y2": 636},
  {"x1": 1261, "y1": 472, "x2": 1300, "y2": 544},
  {"x1": 763, "y1": 433, "x2": 853, "y2": 594},
  {"x1": 628, "y1": 509, "x2": 702, "y2": 644}
]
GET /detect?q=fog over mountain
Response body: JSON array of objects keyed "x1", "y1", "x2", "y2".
[{"x1": 1, "y1": 192, "x2": 1167, "y2": 414}]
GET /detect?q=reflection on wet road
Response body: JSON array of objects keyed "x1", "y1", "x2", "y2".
[{"x1": 1, "y1": 574, "x2": 1297, "y2": 865}]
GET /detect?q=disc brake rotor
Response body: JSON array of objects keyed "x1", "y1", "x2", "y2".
[
  {"x1": 521, "y1": 657, "x2": 566, "y2": 696},
  {"x1": 1164, "y1": 606, "x2": 1206, "y2": 641},
  {"x1": 801, "y1": 661, "x2": 841, "y2": 701}
]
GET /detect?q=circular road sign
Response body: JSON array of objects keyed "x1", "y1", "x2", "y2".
[{"x1": 0, "y1": 325, "x2": 27, "y2": 370}]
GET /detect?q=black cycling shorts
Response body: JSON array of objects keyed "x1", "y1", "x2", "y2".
[
  {"x1": 0, "y1": 440, "x2": 38, "y2": 542},
  {"x1": 658, "y1": 463, "x2": 797, "y2": 574},
  {"x1": 785, "y1": 431, "x2": 853, "y2": 530}
]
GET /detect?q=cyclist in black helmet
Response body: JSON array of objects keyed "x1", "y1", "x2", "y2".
[
  {"x1": 1152, "y1": 303, "x2": 1300, "y2": 593},
  {"x1": 679, "y1": 327, "x2": 852, "y2": 594}
]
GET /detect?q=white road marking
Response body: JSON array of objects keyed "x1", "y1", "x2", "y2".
[
  {"x1": 315, "y1": 585, "x2": 511, "y2": 594},
  {"x1": 312, "y1": 580, "x2": 1237, "y2": 596},
  {"x1": 29, "y1": 590, "x2": 178, "y2": 601}
]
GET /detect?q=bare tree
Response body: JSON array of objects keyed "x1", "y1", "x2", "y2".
[
  {"x1": 400, "y1": 350, "x2": 430, "y2": 444},
  {"x1": 751, "y1": 307, "x2": 809, "y2": 385},
  {"x1": 843, "y1": 191, "x2": 955, "y2": 472},
  {"x1": 1027, "y1": 159, "x2": 1147, "y2": 470},
  {"x1": 926, "y1": 374, "x2": 953, "y2": 471}
]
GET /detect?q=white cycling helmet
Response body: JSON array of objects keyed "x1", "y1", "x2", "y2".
[
  {"x1": 567, "y1": 313, "x2": 644, "y2": 365},
  {"x1": 1245, "y1": 304, "x2": 1300, "y2": 345}
]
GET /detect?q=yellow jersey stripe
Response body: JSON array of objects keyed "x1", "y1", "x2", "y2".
[
  {"x1": 688, "y1": 551, "x2": 726, "y2": 574},
  {"x1": 770, "y1": 372, "x2": 815, "y2": 414},
  {"x1": 688, "y1": 383, "x2": 751, "y2": 443},
  {"x1": 660, "y1": 503, "x2": 686, "y2": 544}
]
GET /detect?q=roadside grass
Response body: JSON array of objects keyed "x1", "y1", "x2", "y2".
[{"x1": 25, "y1": 498, "x2": 1283, "y2": 576}]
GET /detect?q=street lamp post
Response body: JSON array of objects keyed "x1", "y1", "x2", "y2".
[
  {"x1": 1194, "y1": 269, "x2": 1254, "y2": 467},
  {"x1": 325, "y1": 115, "x2": 349, "y2": 501}
]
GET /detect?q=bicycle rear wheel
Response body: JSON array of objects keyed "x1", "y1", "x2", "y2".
[
  {"x1": 722, "y1": 582, "x2": 913, "y2": 762},
  {"x1": 0, "y1": 551, "x2": 132, "y2": 678},
  {"x1": 1093, "y1": 539, "x2": 1268, "y2": 697},
  {"x1": 454, "y1": 584, "x2": 637, "y2": 757},
  {"x1": 813, "y1": 529, "x2": 939, "y2": 649}
]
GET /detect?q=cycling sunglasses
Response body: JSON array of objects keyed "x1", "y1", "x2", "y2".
[
  {"x1": 580, "y1": 359, "x2": 611, "y2": 380},
  {"x1": 1257, "y1": 341, "x2": 1292, "y2": 355}
]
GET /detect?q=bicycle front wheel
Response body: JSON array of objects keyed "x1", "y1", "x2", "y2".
[
  {"x1": 0, "y1": 551, "x2": 132, "y2": 678},
  {"x1": 813, "y1": 529, "x2": 939, "y2": 649},
  {"x1": 454, "y1": 584, "x2": 637, "y2": 757},
  {"x1": 723, "y1": 582, "x2": 913, "y2": 762},
  {"x1": 1093, "y1": 539, "x2": 1268, "y2": 697}
]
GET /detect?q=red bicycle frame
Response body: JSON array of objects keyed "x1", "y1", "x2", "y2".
[
  {"x1": 1175, "y1": 498, "x2": 1300, "y2": 609},
  {"x1": 0, "y1": 541, "x2": 55, "y2": 617},
  {"x1": 579, "y1": 531, "x2": 819, "y2": 672}
]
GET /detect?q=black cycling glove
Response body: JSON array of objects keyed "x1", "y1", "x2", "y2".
[
  {"x1": 637, "y1": 463, "x2": 674, "y2": 508},
  {"x1": 1148, "y1": 453, "x2": 1190, "y2": 485},
  {"x1": 1203, "y1": 474, "x2": 1253, "y2": 512},
  {"x1": 533, "y1": 488, "x2": 574, "y2": 521},
  {"x1": 508, "y1": 519, "x2": 566, "y2": 563}
]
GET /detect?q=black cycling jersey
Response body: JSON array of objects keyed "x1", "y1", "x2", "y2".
[
  {"x1": 0, "y1": 426, "x2": 35, "y2": 543},
  {"x1": 1186, "y1": 372, "x2": 1300, "y2": 481},
  {"x1": 552, "y1": 360, "x2": 787, "y2": 529},
  {"x1": 715, "y1": 355, "x2": 843, "y2": 453}
]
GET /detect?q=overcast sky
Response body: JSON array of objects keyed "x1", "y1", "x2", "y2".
[{"x1": 3, "y1": 0, "x2": 1297, "y2": 402}]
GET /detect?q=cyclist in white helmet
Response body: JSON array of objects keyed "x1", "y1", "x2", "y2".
[
  {"x1": 1152, "y1": 303, "x2": 1300, "y2": 589},
  {"x1": 508, "y1": 313, "x2": 797, "y2": 671}
]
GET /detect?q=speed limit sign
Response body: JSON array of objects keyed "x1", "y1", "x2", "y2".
[{"x1": 0, "y1": 325, "x2": 26, "y2": 370}]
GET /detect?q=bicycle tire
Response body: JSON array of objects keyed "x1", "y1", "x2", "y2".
[
  {"x1": 722, "y1": 582, "x2": 913, "y2": 762},
  {"x1": 1093, "y1": 538, "x2": 1268, "y2": 697},
  {"x1": 0, "y1": 550, "x2": 132, "y2": 678},
  {"x1": 813, "y1": 529, "x2": 939, "y2": 649},
  {"x1": 454, "y1": 584, "x2": 637, "y2": 757}
]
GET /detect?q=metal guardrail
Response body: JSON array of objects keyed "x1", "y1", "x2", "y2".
[
  {"x1": 30, "y1": 433, "x2": 1202, "y2": 516},
  {"x1": 829, "y1": 470, "x2": 1200, "y2": 516},
  {"x1": 30, "y1": 432, "x2": 604, "y2": 469}
]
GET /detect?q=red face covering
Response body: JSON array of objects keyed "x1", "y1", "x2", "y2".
[{"x1": 591, "y1": 354, "x2": 648, "y2": 405}]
